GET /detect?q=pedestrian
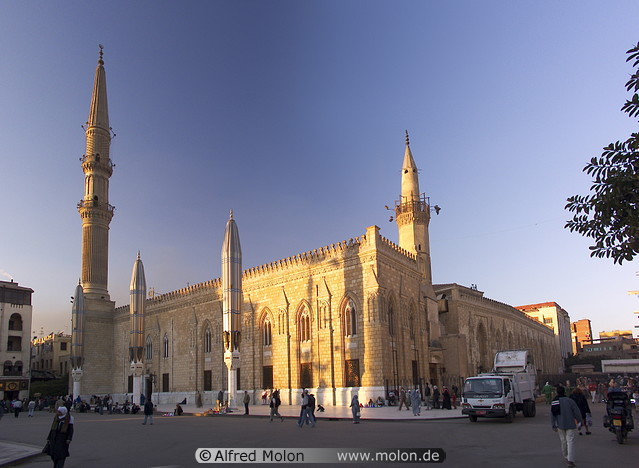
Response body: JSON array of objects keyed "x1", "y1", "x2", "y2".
[
  {"x1": 398, "y1": 387, "x2": 408, "y2": 411},
  {"x1": 423, "y1": 383, "x2": 431, "y2": 409},
  {"x1": 410, "y1": 389, "x2": 421, "y2": 416},
  {"x1": 262, "y1": 389, "x2": 268, "y2": 405},
  {"x1": 543, "y1": 382, "x2": 553, "y2": 404},
  {"x1": 269, "y1": 390, "x2": 284, "y2": 422},
  {"x1": 307, "y1": 393, "x2": 317, "y2": 427},
  {"x1": 297, "y1": 389, "x2": 311, "y2": 428},
  {"x1": 442, "y1": 386, "x2": 452, "y2": 410},
  {"x1": 217, "y1": 390, "x2": 224, "y2": 411},
  {"x1": 432, "y1": 386, "x2": 440, "y2": 409},
  {"x1": 587, "y1": 382, "x2": 596, "y2": 404},
  {"x1": 551, "y1": 386, "x2": 583, "y2": 468},
  {"x1": 0, "y1": 399, "x2": 5, "y2": 420},
  {"x1": 13, "y1": 398, "x2": 22, "y2": 418},
  {"x1": 28, "y1": 399, "x2": 36, "y2": 417},
  {"x1": 45, "y1": 406, "x2": 74, "y2": 468},
  {"x1": 243, "y1": 391, "x2": 250, "y2": 415},
  {"x1": 350, "y1": 394, "x2": 361, "y2": 424},
  {"x1": 569, "y1": 387, "x2": 591, "y2": 435},
  {"x1": 142, "y1": 398, "x2": 154, "y2": 425}
]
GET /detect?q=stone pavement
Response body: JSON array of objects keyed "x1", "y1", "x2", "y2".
[
  {"x1": 0, "y1": 404, "x2": 463, "y2": 466},
  {"x1": 0, "y1": 440, "x2": 42, "y2": 466}
]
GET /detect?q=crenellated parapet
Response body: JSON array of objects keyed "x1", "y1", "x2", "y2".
[
  {"x1": 243, "y1": 235, "x2": 369, "y2": 279},
  {"x1": 459, "y1": 290, "x2": 554, "y2": 332},
  {"x1": 378, "y1": 234, "x2": 417, "y2": 261}
]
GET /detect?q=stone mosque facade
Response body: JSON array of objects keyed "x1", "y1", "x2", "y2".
[{"x1": 71, "y1": 50, "x2": 561, "y2": 407}]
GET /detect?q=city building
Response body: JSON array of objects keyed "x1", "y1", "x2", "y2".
[
  {"x1": 582, "y1": 335, "x2": 638, "y2": 359},
  {"x1": 599, "y1": 330, "x2": 633, "y2": 340},
  {"x1": 515, "y1": 302, "x2": 572, "y2": 368},
  {"x1": 570, "y1": 318, "x2": 593, "y2": 354},
  {"x1": 31, "y1": 332, "x2": 72, "y2": 377},
  {"x1": 0, "y1": 280, "x2": 33, "y2": 401},
  {"x1": 434, "y1": 284, "x2": 561, "y2": 385}
]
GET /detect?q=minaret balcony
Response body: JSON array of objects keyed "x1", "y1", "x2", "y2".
[
  {"x1": 81, "y1": 154, "x2": 114, "y2": 176},
  {"x1": 394, "y1": 194, "x2": 429, "y2": 215},
  {"x1": 77, "y1": 199, "x2": 115, "y2": 213}
]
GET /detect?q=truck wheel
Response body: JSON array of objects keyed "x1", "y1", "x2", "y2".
[
  {"x1": 505, "y1": 405, "x2": 514, "y2": 423},
  {"x1": 523, "y1": 401, "x2": 535, "y2": 417},
  {"x1": 469, "y1": 415, "x2": 477, "y2": 422}
]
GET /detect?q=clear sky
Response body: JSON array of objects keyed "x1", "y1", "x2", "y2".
[{"x1": 2, "y1": 1, "x2": 638, "y2": 339}]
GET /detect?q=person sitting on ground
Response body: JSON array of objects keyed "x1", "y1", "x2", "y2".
[
  {"x1": 175, "y1": 403, "x2": 183, "y2": 416},
  {"x1": 376, "y1": 396, "x2": 384, "y2": 407}
]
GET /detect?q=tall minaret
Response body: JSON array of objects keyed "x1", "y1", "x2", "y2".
[
  {"x1": 76, "y1": 46, "x2": 116, "y2": 395},
  {"x1": 394, "y1": 131, "x2": 433, "y2": 287},
  {"x1": 78, "y1": 45, "x2": 114, "y2": 300},
  {"x1": 222, "y1": 210, "x2": 242, "y2": 409},
  {"x1": 70, "y1": 281, "x2": 85, "y2": 398},
  {"x1": 129, "y1": 252, "x2": 146, "y2": 405}
]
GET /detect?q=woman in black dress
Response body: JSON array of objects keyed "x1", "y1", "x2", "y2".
[
  {"x1": 46, "y1": 406, "x2": 74, "y2": 467},
  {"x1": 569, "y1": 387, "x2": 592, "y2": 435}
]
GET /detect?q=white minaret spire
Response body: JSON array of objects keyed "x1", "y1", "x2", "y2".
[
  {"x1": 394, "y1": 131, "x2": 433, "y2": 285},
  {"x1": 129, "y1": 251, "x2": 146, "y2": 405},
  {"x1": 71, "y1": 281, "x2": 85, "y2": 398},
  {"x1": 222, "y1": 210, "x2": 242, "y2": 409},
  {"x1": 79, "y1": 45, "x2": 114, "y2": 299}
]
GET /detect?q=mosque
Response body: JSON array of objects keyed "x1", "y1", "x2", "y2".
[{"x1": 70, "y1": 49, "x2": 560, "y2": 407}]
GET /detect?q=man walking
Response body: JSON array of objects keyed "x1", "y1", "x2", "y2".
[
  {"x1": 551, "y1": 386, "x2": 583, "y2": 467},
  {"x1": 142, "y1": 398, "x2": 154, "y2": 425},
  {"x1": 13, "y1": 398, "x2": 22, "y2": 418},
  {"x1": 398, "y1": 387, "x2": 408, "y2": 411},
  {"x1": 269, "y1": 390, "x2": 284, "y2": 422}
]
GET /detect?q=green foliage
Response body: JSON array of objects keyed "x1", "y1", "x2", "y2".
[
  {"x1": 30, "y1": 376, "x2": 69, "y2": 398},
  {"x1": 565, "y1": 42, "x2": 639, "y2": 263}
]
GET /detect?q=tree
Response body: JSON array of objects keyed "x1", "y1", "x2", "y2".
[{"x1": 565, "y1": 42, "x2": 639, "y2": 264}]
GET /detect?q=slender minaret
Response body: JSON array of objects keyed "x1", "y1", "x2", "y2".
[
  {"x1": 78, "y1": 45, "x2": 114, "y2": 300},
  {"x1": 70, "y1": 281, "x2": 85, "y2": 398},
  {"x1": 222, "y1": 210, "x2": 242, "y2": 409},
  {"x1": 394, "y1": 131, "x2": 433, "y2": 286},
  {"x1": 129, "y1": 252, "x2": 146, "y2": 405},
  {"x1": 76, "y1": 46, "x2": 116, "y2": 395}
]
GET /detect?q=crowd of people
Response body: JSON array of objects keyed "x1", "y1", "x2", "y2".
[{"x1": 542, "y1": 375, "x2": 638, "y2": 406}]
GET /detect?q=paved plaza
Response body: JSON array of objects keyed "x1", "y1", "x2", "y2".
[{"x1": 0, "y1": 401, "x2": 635, "y2": 467}]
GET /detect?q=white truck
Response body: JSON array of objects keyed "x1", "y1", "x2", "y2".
[{"x1": 461, "y1": 350, "x2": 537, "y2": 422}]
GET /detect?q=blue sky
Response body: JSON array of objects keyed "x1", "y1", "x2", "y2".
[{"x1": 2, "y1": 0, "x2": 638, "y2": 339}]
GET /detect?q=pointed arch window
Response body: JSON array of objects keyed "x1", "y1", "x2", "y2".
[
  {"x1": 263, "y1": 319, "x2": 272, "y2": 347},
  {"x1": 344, "y1": 300, "x2": 357, "y2": 337},
  {"x1": 299, "y1": 311, "x2": 311, "y2": 343},
  {"x1": 388, "y1": 304, "x2": 395, "y2": 336},
  {"x1": 204, "y1": 328, "x2": 212, "y2": 353},
  {"x1": 163, "y1": 334, "x2": 169, "y2": 358},
  {"x1": 145, "y1": 336, "x2": 153, "y2": 361},
  {"x1": 409, "y1": 315, "x2": 415, "y2": 341}
]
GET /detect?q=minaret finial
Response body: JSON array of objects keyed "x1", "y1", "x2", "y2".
[
  {"x1": 98, "y1": 44, "x2": 104, "y2": 66},
  {"x1": 137, "y1": 250, "x2": 141, "y2": 260},
  {"x1": 405, "y1": 130, "x2": 410, "y2": 146},
  {"x1": 230, "y1": 209, "x2": 233, "y2": 219}
]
